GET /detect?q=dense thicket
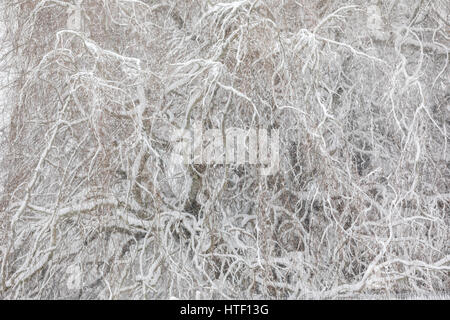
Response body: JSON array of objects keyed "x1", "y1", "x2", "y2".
[{"x1": 0, "y1": 0, "x2": 448, "y2": 299}]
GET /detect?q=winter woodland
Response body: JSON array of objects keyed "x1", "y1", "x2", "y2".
[{"x1": 0, "y1": 0, "x2": 449, "y2": 299}]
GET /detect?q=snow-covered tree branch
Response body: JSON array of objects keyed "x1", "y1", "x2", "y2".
[{"x1": 0, "y1": 0, "x2": 448, "y2": 299}]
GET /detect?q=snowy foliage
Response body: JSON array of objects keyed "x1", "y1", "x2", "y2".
[{"x1": 0, "y1": 0, "x2": 448, "y2": 299}]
